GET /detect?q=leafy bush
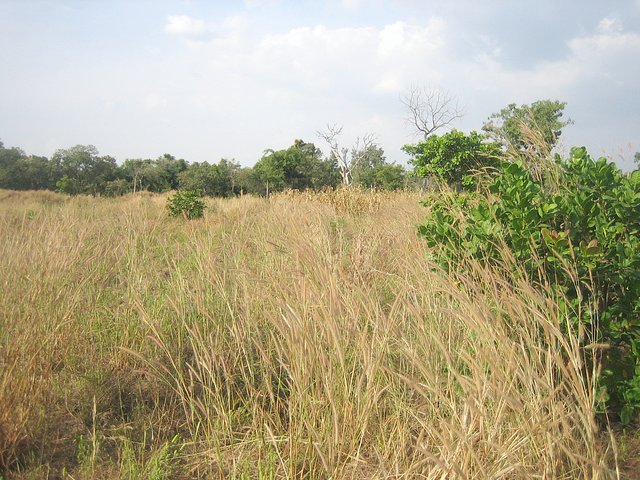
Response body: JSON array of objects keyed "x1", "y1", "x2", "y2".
[
  {"x1": 419, "y1": 147, "x2": 640, "y2": 423},
  {"x1": 403, "y1": 130, "x2": 501, "y2": 190},
  {"x1": 166, "y1": 190, "x2": 206, "y2": 219}
]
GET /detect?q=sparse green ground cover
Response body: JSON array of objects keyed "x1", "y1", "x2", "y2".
[{"x1": 0, "y1": 188, "x2": 636, "y2": 478}]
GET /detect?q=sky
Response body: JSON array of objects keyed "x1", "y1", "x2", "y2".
[{"x1": 1, "y1": 0, "x2": 639, "y2": 170}]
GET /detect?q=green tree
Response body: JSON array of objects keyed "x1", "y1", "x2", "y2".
[
  {"x1": 482, "y1": 100, "x2": 572, "y2": 154},
  {"x1": 51, "y1": 145, "x2": 117, "y2": 195},
  {"x1": 177, "y1": 159, "x2": 239, "y2": 197},
  {"x1": 0, "y1": 144, "x2": 52, "y2": 190},
  {"x1": 254, "y1": 139, "x2": 336, "y2": 194},
  {"x1": 310, "y1": 155, "x2": 341, "y2": 190},
  {"x1": 120, "y1": 158, "x2": 168, "y2": 193},
  {"x1": 318, "y1": 125, "x2": 377, "y2": 186},
  {"x1": 21, "y1": 155, "x2": 53, "y2": 190},
  {"x1": 403, "y1": 130, "x2": 501, "y2": 190},
  {"x1": 177, "y1": 162, "x2": 217, "y2": 194},
  {"x1": 0, "y1": 145, "x2": 27, "y2": 189},
  {"x1": 55, "y1": 175, "x2": 82, "y2": 195},
  {"x1": 370, "y1": 163, "x2": 406, "y2": 190},
  {"x1": 292, "y1": 139, "x2": 340, "y2": 189},
  {"x1": 351, "y1": 145, "x2": 405, "y2": 190},
  {"x1": 234, "y1": 167, "x2": 262, "y2": 195},
  {"x1": 215, "y1": 158, "x2": 242, "y2": 196},
  {"x1": 156, "y1": 154, "x2": 188, "y2": 190},
  {"x1": 104, "y1": 178, "x2": 130, "y2": 196},
  {"x1": 351, "y1": 145, "x2": 385, "y2": 187}
]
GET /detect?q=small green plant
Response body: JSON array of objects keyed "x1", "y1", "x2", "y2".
[
  {"x1": 166, "y1": 190, "x2": 206, "y2": 219},
  {"x1": 418, "y1": 147, "x2": 640, "y2": 423},
  {"x1": 145, "y1": 435, "x2": 182, "y2": 480},
  {"x1": 118, "y1": 435, "x2": 183, "y2": 480},
  {"x1": 76, "y1": 432, "x2": 100, "y2": 472}
]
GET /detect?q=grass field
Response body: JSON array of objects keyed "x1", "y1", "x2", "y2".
[{"x1": 0, "y1": 188, "x2": 636, "y2": 479}]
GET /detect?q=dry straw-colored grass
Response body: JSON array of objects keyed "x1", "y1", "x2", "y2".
[{"x1": 0, "y1": 188, "x2": 627, "y2": 478}]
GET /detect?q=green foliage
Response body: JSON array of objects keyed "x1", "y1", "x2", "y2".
[
  {"x1": 351, "y1": 145, "x2": 405, "y2": 190},
  {"x1": 370, "y1": 163, "x2": 406, "y2": 190},
  {"x1": 56, "y1": 175, "x2": 82, "y2": 195},
  {"x1": 0, "y1": 144, "x2": 56, "y2": 190},
  {"x1": 155, "y1": 154, "x2": 188, "y2": 190},
  {"x1": 403, "y1": 130, "x2": 501, "y2": 189},
  {"x1": 176, "y1": 162, "x2": 216, "y2": 194},
  {"x1": 234, "y1": 166, "x2": 263, "y2": 195},
  {"x1": 76, "y1": 433, "x2": 101, "y2": 472},
  {"x1": 118, "y1": 435, "x2": 182, "y2": 480},
  {"x1": 2, "y1": 137, "x2": 333, "y2": 197},
  {"x1": 418, "y1": 147, "x2": 640, "y2": 423},
  {"x1": 483, "y1": 100, "x2": 572, "y2": 153},
  {"x1": 166, "y1": 190, "x2": 206, "y2": 219},
  {"x1": 254, "y1": 139, "x2": 339, "y2": 194},
  {"x1": 104, "y1": 178, "x2": 130, "y2": 197},
  {"x1": 120, "y1": 155, "x2": 187, "y2": 193},
  {"x1": 52, "y1": 145, "x2": 118, "y2": 195},
  {"x1": 351, "y1": 145, "x2": 385, "y2": 186},
  {"x1": 177, "y1": 158, "x2": 241, "y2": 197},
  {"x1": 0, "y1": 146, "x2": 26, "y2": 188}
]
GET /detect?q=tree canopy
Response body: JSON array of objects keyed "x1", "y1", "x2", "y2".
[
  {"x1": 482, "y1": 100, "x2": 572, "y2": 154},
  {"x1": 403, "y1": 130, "x2": 501, "y2": 190},
  {"x1": 253, "y1": 139, "x2": 340, "y2": 194},
  {"x1": 351, "y1": 145, "x2": 405, "y2": 190},
  {"x1": 52, "y1": 145, "x2": 118, "y2": 195}
]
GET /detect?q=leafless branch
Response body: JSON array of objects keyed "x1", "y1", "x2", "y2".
[
  {"x1": 401, "y1": 86, "x2": 464, "y2": 139},
  {"x1": 317, "y1": 125, "x2": 377, "y2": 185}
]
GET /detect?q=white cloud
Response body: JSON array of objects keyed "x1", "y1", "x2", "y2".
[
  {"x1": 570, "y1": 28, "x2": 640, "y2": 57},
  {"x1": 597, "y1": 16, "x2": 623, "y2": 34},
  {"x1": 165, "y1": 15, "x2": 206, "y2": 35},
  {"x1": 155, "y1": 18, "x2": 451, "y2": 160},
  {"x1": 442, "y1": 20, "x2": 640, "y2": 167},
  {"x1": 206, "y1": 18, "x2": 448, "y2": 96},
  {"x1": 459, "y1": 20, "x2": 640, "y2": 102}
]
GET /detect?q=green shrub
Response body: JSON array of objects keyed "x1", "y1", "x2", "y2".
[
  {"x1": 419, "y1": 147, "x2": 640, "y2": 423},
  {"x1": 403, "y1": 130, "x2": 501, "y2": 190},
  {"x1": 166, "y1": 190, "x2": 206, "y2": 219}
]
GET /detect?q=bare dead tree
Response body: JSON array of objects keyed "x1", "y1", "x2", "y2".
[
  {"x1": 317, "y1": 124, "x2": 376, "y2": 186},
  {"x1": 401, "y1": 86, "x2": 463, "y2": 139}
]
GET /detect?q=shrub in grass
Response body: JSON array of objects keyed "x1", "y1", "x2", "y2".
[
  {"x1": 166, "y1": 190, "x2": 206, "y2": 219},
  {"x1": 419, "y1": 147, "x2": 640, "y2": 423}
]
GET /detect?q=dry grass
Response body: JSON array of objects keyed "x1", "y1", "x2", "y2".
[{"x1": 0, "y1": 188, "x2": 630, "y2": 479}]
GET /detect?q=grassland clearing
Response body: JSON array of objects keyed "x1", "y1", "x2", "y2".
[{"x1": 0, "y1": 188, "x2": 634, "y2": 479}]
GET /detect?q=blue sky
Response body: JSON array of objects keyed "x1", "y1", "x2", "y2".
[{"x1": 1, "y1": 0, "x2": 639, "y2": 169}]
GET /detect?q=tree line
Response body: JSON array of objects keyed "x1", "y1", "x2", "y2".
[
  {"x1": 5, "y1": 97, "x2": 627, "y2": 197},
  {"x1": 0, "y1": 136, "x2": 407, "y2": 197}
]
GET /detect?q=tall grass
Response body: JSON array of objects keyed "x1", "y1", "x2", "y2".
[{"x1": 0, "y1": 188, "x2": 623, "y2": 478}]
